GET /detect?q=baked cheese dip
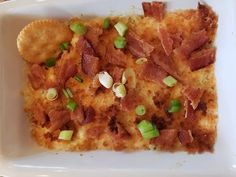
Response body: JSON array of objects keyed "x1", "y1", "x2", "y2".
[{"x1": 17, "y1": 1, "x2": 218, "y2": 153}]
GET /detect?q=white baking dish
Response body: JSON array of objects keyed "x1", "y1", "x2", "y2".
[{"x1": 0, "y1": 0, "x2": 236, "y2": 176}]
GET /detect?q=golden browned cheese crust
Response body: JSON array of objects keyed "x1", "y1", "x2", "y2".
[{"x1": 22, "y1": 5, "x2": 218, "y2": 153}]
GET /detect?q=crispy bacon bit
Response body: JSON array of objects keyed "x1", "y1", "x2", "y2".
[
  {"x1": 110, "y1": 66, "x2": 124, "y2": 82},
  {"x1": 198, "y1": 3, "x2": 218, "y2": 32},
  {"x1": 189, "y1": 48, "x2": 216, "y2": 71},
  {"x1": 48, "y1": 109, "x2": 71, "y2": 132},
  {"x1": 152, "y1": 129, "x2": 177, "y2": 147},
  {"x1": 183, "y1": 87, "x2": 204, "y2": 110},
  {"x1": 32, "y1": 103, "x2": 47, "y2": 125},
  {"x1": 178, "y1": 130, "x2": 194, "y2": 145},
  {"x1": 120, "y1": 91, "x2": 140, "y2": 111},
  {"x1": 82, "y1": 54, "x2": 100, "y2": 77},
  {"x1": 142, "y1": 2, "x2": 152, "y2": 16},
  {"x1": 142, "y1": 1, "x2": 166, "y2": 21},
  {"x1": 151, "y1": 50, "x2": 181, "y2": 81},
  {"x1": 170, "y1": 32, "x2": 183, "y2": 49},
  {"x1": 176, "y1": 29, "x2": 209, "y2": 58},
  {"x1": 71, "y1": 106, "x2": 95, "y2": 125},
  {"x1": 28, "y1": 64, "x2": 45, "y2": 89},
  {"x1": 89, "y1": 74, "x2": 101, "y2": 94},
  {"x1": 85, "y1": 27, "x2": 103, "y2": 47},
  {"x1": 126, "y1": 31, "x2": 154, "y2": 58},
  {"x1": 108, "y1": 117, "x2": 130, "y2": 139},
  {"x1": 106, "y1": 105, "x2": 119, "y2": 118},
  {"x1": 140, "y1": 62, "x2": 168, "y2": 85},
  {"x1": 157, "y1": 26, "x2": 173, "y2": 56},
  {"x1": 83, "y1": 106, "x2": 96, "y2": 124},
  {"x1": 86, "y1": 125, "x2": 104, "y2": 139},
  {"x1": 151, "y1": 115, "x2": 168, "y2": 130},
  {"x1": 184, "y1": 100, "x2": 196, "y2": 119},
  {"x1": 105, "y1": 47, "x2": 127, "y2": 67},
  {"x1": 70, "y1": 106, "x2": 85, "y2": 126},
  {"x1": 57, "y1": 58, "x2": 77, "y2": 87},
  {"x1": 77, "y1": 36, "x2": 96, "y2": 56},
  {"x1": 197, "y1": 101, "x2": 207, "y2": 116},
  {"x1": 77, "y1": 36, "x2": 100, "y2": 77}
]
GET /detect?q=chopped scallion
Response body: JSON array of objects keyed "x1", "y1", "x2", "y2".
[
  {"x1": 45, "y1": 57, "x2": 56, "y2": 67},
  {"x1": 59, "y1": 42, "x2": 70, "y2": 51},
  {"x1": 74, "y1": 75, "x2": 83, "y2": 83},
  {"x1": 163, "y1": 76, "x2": 177, "y2": 87},
  {"x1": 103, "y1": 18, "x2": 110, "y2": 29},
  {"x1": 66, "y1": 88, "x2": 73, "y2": 98},
  {"x1": 114, "y1": 22, "x2": 128, "y2": 36},
  {"x1": 46, "y1": 88, "x2": 58, "y2": 101},
  {"x1": 70, "y1": 22, "x2": 87, "y2": 35},
  {"x1": 135, "y1": 105, "x2": 146, "y2": 116},
  {"x1": 137, "y1": 120, "x2": 160, "y2": 140},
  {"x1": 63, "y1": 89, "x2": 69, "y2": 98},
  {"x1": 168, "y1": 99, "x2": 181, "y2": 113},
  {"x1": 66, "y1": 99, "x2": 77, "y2": 112},
  {"x1": 135, "y1": 58, "x2": 148, "y2": 65},
  {"x1": 114, "y1": 36, "x2": 126, "y2": 49},
  {"x1": 58, "y1": 130, "x2": 73, "y2": 141}
]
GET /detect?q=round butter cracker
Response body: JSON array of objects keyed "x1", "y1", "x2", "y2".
[{"x1": 17, "y1": 19, "x2": 73, "y2": 64}]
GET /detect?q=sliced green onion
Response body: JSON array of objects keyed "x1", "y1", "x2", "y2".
[
  {"x1": 59, "y1": 42, "x2": 70, "y2": 51},
  {"x1": 74, "y1": 75, "x2": 83, "y2": 83},
  {"x1": 98, "y1": 71, "x2": 113, "y2": 89},
  {"x1": 112, "y1": 83, "x2": 126, "y2": 98},
  {"x1": 135, "y1": 57, "x2": 148, "y2": 65},
  {"x1": 114, "y1": 22, "x2": 128, "y2": 36},
  {"x1": 46, "y1": 88, "x2": 58, "y2": 101},
  {"x1": 163, "y1": 76, "x2": 177, "y2": 87},
  {"x1": 137, "y1": 120, "x2": 160, "y2": 140},
  {"x1": 168, "y1": 99, "x2": 181, "y2": 113},
  {"x1": 114, "y1": 36, "x2": 126, "y2": 49},
  {"x1": 103, "y1": 18, "x2": 110, "y2": 29},
  {"x1": 58, "y1": 130, "x2": 73, "y2": 141},
  {"x1": 135, "y1": 105, "x2": 146, "y2": 116},
  {"x1": 63, "y1": 88, "x2": 69, "y2": 98},
  {"x1": 70, "y1": 22, "x2": 87, "y2": 35},
  {"x1": 45, "y1": 57, "x2": 56, "y2": 67},
  {"x1": 66, "y1": 99, "x2": 77, "y2": 112},
  {"x1": 66, "y1": 88, "x2": 73, "y2": 98},
  {"x1": 121, "y1": 68, "x2": 136, "y2": 89}
]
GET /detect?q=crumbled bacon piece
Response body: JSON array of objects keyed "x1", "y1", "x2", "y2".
[
  {"x1": 140, "y1": 62, "x2": 168, "y2": 85},
  {"x1": 77, "y1": 36, "x2": 100, "y2": 77},
  {"x1": 178, "y1": 130, "x2": 194, "y2": 145},
  {"x1": 32, "y1": 103, "x2": 47, "y2": 125},
  {"x1": 85, "y1": 27, "x2": 103, "y2": 47},
  {"x1": 176, "y1": 29, "x2": 209, "y2": 58},
  {"x1": 120, "y1": 91, "x2": 140, "y2": 111},
  {"x1": 142, "y1": 1, "x2": 166, "y2": 21},
  {"x1": 105, "y1": 47, "x2": 127, "y2": 67},
  {"x1": 86, "y1": 125, "x2": 104, "y2": 139},
  {"x1": 57, "y1": 59, "x2": 77, "y2": 87},
  {"x1": 70, "y1": 106, "x2": 85, "y2": 126},
  {"x1": 184, "y1": 100, "x2": 196, "y2": 119},
  {"x1": 82, "y1": 54, "x2": 100, "y2": 77},
  {"x1": 48, "y1": 109, "x2": 71, "y2": 132},
  {"x1": 183, "y1": 87, "x2": 204, "y2": 110},
  {"x1": 189, "y1": 48, "x2": 216, "y2": 71},
  {"x1": 152, "y1": 129, "x2": 178, "y2": 147},
  {"x1": 28, "y1": 64, "x2": 45, "y2": 89},
  {"x1": 157, "y1": 25, "x2": 173, "y2": 56},
  {"x1": 151, "y1": 50, "x2": 181, "y2": 81},
  {"x1": 83, "y1": 106, "x2": 96, "y2": 124},
  {"x1": 126, "y1": 31, "x2": 154, "y2": 58},
  {"x1": 110, "y1": 66, "x2": 124, "y2": 82},
  {"x1": 108, "y1": 117, "x2": 130, "y2": 139}
]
